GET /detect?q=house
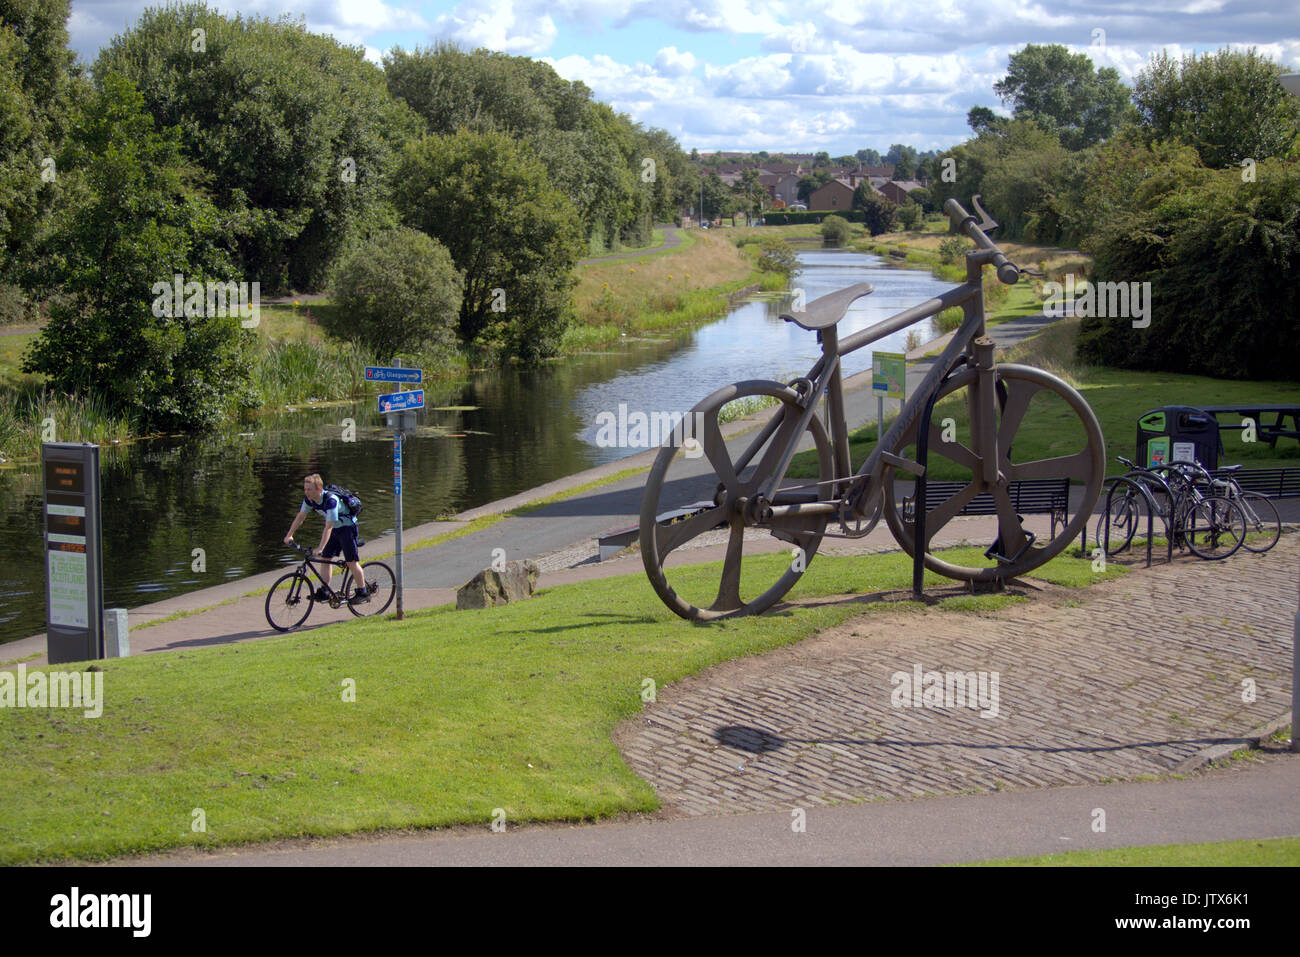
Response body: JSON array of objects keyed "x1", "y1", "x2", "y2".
[
  {"x1": 808, "y1": 179, "x2": 855, "y2": 211},
  {"x1": 763, "y1": 172, "x2": 802, "y2": 206},
  {"x1": 880, "y1": 180, "x2": 924, "y2": 205}
]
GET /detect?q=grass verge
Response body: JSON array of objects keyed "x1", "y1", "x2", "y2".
[
  {"x1": 963, "y1": 835, "x2": 1300, "y2": 866},
  {"x1": 0, "y1": 545, "x2": 1111, "y2": 863}
]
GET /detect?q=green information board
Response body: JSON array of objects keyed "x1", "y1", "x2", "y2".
[{"x1": 872, "y1": 351, "x2": 906, "y2": 400}]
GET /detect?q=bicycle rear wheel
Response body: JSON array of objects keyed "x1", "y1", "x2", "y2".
[
  {"x1": 1183, "y1": 496, "x2": 1246, "y2": 560},
  {"x1": 1238, "y1": 491, "x2": 1280, "y2": 553},
  {"x1": 346, "y1": 560, "x2": 396, "y2": 617},
  {"x1": 640, "y1": 380, "x2": 834, "y2": 621},
  {"x1": 266, "y1": 571, "x2": 314, "y2": 632}
]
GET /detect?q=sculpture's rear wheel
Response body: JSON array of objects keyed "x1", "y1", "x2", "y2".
[
  {"x1": 881, "y1": 363, "x2": 1106, "y2": 582},
  {"x1": 640, "y1": 380, "x2": 835, "y2": 621}
]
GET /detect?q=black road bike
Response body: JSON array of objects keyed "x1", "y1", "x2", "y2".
[{"x1": 265, "y1": 541, "x2": 396, "y2": 632}]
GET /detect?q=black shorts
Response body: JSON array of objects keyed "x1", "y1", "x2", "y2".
[{"x1": 321, "y1": 524, "x2": 360, "y2": 563}]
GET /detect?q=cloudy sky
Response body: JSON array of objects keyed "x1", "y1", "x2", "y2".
[{"x1": 68, "y1": 1, "x2": 1300, "y2": 154}]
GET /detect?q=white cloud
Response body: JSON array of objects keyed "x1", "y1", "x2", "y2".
[
  {"x1": 432, "y1": 0, "x2": 558, "y2": 54},
  {"x1": 655, "y1": 46, "x2": 697, "y2": 75}
]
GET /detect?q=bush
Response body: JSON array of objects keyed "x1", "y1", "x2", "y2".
[
  {"x1": 938, "y1": 236, "x2": 969, "y2": 265},
  {"x1": 820, "y1": 215, "x2": 851, "y2": 245},
  {"x1": 897, "y1": 204, "x2": 922, "y2": 230},
  {"x1": 329, "y1": 227, "x2": 463, "y2": 358},
  {"x1": 757, "y1": 237, "x2": 799, "y2": 276},
  {"x1": 1076, "y1": 159, "x2": 1300, "y2": 380}
]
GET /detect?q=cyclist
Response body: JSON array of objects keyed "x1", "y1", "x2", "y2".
[{"x1": 283, "y1": 473, "x2": 372, "y2": 604}]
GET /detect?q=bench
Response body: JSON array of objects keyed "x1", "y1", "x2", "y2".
[
  {"x1": 1207, "y1": 467, "x2": 1300, "y2": 498},
  {"x1": 903, "y1": 477, "x2": 1072, "y2": 539}
]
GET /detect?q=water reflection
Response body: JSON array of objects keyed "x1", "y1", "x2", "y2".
[{"x1": 0, "y1": 247, "x2": 947, "y2": 643}]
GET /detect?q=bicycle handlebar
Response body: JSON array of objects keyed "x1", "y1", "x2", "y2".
[{"x1": 943, "y1": 197, "x2": 1020, "y2": 285}]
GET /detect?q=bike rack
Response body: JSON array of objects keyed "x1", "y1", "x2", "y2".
[
  {"x1": 1100, "y1": 474, "x2": 1173, "y2": 567},
  {"x1": 912, "y1": 356, "x2": 970, "y2": 598}
]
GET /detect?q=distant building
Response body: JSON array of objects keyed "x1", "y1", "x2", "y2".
[
  {"x1": 880, "y1": 180, "x2": 925, "y2": 205},
  {"x1": 808, "y1": 179, "x2": 855, "y2": 211}
]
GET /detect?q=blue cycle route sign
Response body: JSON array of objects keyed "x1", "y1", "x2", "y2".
[
  {"x1": 366, "y1": 366, "x2": 423, "y2": 383},
  {"x1": 378, "y1": 389, "x2": 424, "y2": 413}
]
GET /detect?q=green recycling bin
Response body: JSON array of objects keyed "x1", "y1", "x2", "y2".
[{"x1": 1136, "y1": 406, "x2": 1221, "y2": 469}]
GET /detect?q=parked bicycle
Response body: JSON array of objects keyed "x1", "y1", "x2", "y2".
[
  {"x1": 265, "y1": 542, "x2": 396, "y2": 632},
  {"x1": 639, "y1": 196, "x2": 1106, "y2": 620},
  {"x1": 1096, "y1": 456, "x2": 1277, "y2": 560}
]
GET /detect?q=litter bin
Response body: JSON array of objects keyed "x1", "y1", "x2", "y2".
[{"x1": 1136, "y1": 406, "x2": 1222, "y2": 469}]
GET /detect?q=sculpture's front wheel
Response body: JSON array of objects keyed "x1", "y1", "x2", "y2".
[
  {"x1": 640, "y1": 380, "x2": 834, "y2": 621},
  {"x1": 880, "y1": 363, "x2": 1106, "y2": 582}
]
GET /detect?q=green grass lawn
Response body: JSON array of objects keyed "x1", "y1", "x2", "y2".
[
  {"x1": 0, "y1": 329, "x2": 37, "y2": 388},
  {"x1": 0, "y1": 546, "x2": 1118, "y2": 864},
  {"x1": 790, "y1": 316, "x2": 1300, "y2": 482},
  {"x1": 965, "y1": 835, "x2": 1300, "y2": 866}
]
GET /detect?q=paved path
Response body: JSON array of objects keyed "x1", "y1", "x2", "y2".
[
  {"x1": 578, "y1": 225, "x2": 681, "y2": 264},
  {"x1": 619, "y1": 535, "x2": 1298, "y2": 815},
  {"x1": 134, "y1": 752, "x2": 1300, "y2": 866}
]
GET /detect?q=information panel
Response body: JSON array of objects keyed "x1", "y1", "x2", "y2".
[{"x1": 42, "y1": 444, "x2": 104, "y2": 662}]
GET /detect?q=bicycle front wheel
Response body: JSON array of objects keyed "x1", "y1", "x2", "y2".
[
  {"x1": 346, "y1": 560, "x2": 397, "y2": 617},
  {"x1": 881, "y1": 363, "x2": 1106, "y2": 582},
  {"x1": 1238, "y1": 491, "x2": 1280, "y2": 553},
  {"x1": 1095, "y1": 485, "x2": 1141, "y2": 555},
  {"x1": 266, "y1": 571, "x2": 314, "y2": 632},
  {"x1": 1184, "y1": 496, "x2": 1246, "y2": 560}
]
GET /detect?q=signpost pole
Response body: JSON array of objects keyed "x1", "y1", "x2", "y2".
[
  {"x1": 367, "y1": 359, "x2": 423, "y2": 623},
  {"x1": 392, "y1": 360, "x2": 405, "y2": 621}
]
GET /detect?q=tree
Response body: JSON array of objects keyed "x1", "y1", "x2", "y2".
[
  {"x1": 885, "y1": 144, "x2": 918, "y2": 179},
  {"x1": 700, "y1": 171, "x2": 731, "y2": 220},
  {"x1": 96, "y1": 3, "x2": 422, "y2": 293},
  {"x1": 966, "y1": 106, "x2": 1006, "y2": 137},
  {"x1": 813, "y1": 151, "x2": 832, "y2": 167},
  {"x1": 329, "y1": 228, "x2": 463, "y2": 358},
  {"x1": 994, "y1": 44, "x2": 1134, "y2": 150},
  {"x1": 1133, "y1": 48, "x2": 1300, "y2": 169},
  {"x1": 856, "y1": 147, "x2": 882, "y2": 166},
  {"x1": 897, "y1": 203, "x2": 921, "y2": 230},
  {"x1": 391, "y1": 129, "x2": 583, "y2": 360},
  {"x1": 0, "y1": 0, "x2": 83, "y2": 314},
  {"x1": 23, "y1": 74, "x2": 253, "y2": 430},
  {"x1": 856, "y1": 192, "x2": 898, "y2": 236},
  {"x1": 385, "y1": 44, "x2": 690, "y2": 252}
]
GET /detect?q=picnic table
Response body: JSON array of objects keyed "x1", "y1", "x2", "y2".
[{"x1": 1198, "y1": 405, "x2": 1300, "y2": 449}]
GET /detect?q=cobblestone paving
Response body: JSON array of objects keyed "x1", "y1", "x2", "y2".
[{"x1": 617, "y1": 536, "x2": 1298, "y2": 815}]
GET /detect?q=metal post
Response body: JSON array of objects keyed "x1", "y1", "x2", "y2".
[
  {"x1": 104, "y1": 608, "x2": 129, "y2": 657},
  {"x1": 1293, "y1": 563, "x2": 1298, "y2": 751},
  {"x1": 392, "y1": 359, "x2": 405, "y2": 621},
  {"x1": 877, "y1": 395, "x2": 884, "y2": 451}
]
